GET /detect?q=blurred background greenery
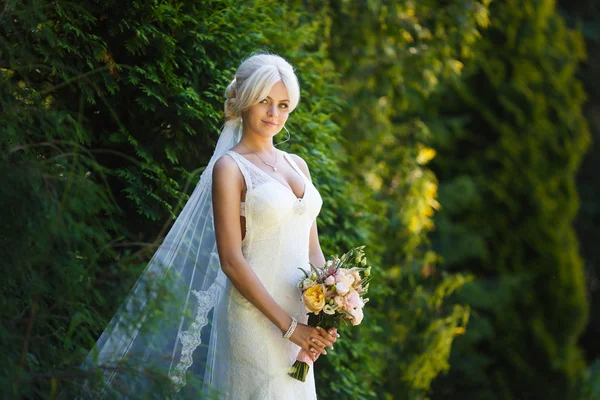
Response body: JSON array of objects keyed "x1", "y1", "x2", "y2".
[{"x1": 1, "y1": 0, "x2": 598, "y2": 398}]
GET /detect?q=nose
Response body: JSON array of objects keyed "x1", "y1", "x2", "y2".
[{"x1": 267, "y1": 104, "x2": 277, "y2": 118}]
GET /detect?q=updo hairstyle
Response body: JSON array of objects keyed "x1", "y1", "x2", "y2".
[{"x1": 224, "y1": 53, "x2": 300, "y2": 122}]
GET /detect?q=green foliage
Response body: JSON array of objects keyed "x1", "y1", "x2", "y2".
[
  {"x1": 5, "y1": 0, "x2": 587, "y2": 399},
  {"x1": 558, "y1": 0, "x2": 600, "y2": 375},
  {"x1": 425, "y1": 0, "x2": 591, "y2": 398},
  {"x1": 581, "y1": 359, "x2": 600, "y2": 399},
  {"x1": 312, "y1": 1, "x2": 491, "y2": 398},
  {"x1": 0, "y1": 0, "x2": 350, "y2": 397}
]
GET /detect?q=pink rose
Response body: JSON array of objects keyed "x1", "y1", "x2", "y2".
[
  {"x1": 345, "y1": 290, "x2": 362, "y2": 309},
  {"x1": 334, "y1": 296, "x2": 344, "y2": 307},
  {"x1": 345, "y1": 272, "x2": 356, "y2": 285},
  {"x1": 324, "y1": 275, "x2": 336, "y2": 286},
  {"x1": 335, "y1": 271, "x2": 354, "y2": 287},
  {"x1": 350, "y1": 307, "x2": 364, "y2": 325}
]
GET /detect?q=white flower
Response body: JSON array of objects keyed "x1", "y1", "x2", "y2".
[
  {"x1": 302, "y1": 278, "x2": 316, "y2": 290},
  {"x1": 323, "y1": 304, "x2": 337, "y2": 315},
  {"x1": 335, "y1": 282, "x2": 349, "y2": 296},
  {"x1": 324, "y1": 275, "x2": 336, "y2": 286}
]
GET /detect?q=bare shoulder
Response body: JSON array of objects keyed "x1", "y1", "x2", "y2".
[
  {"x1": 287, "y1": 152, "x2": 312, "y2": 181},
  {"x1": 212, "y1": 153, "x2": 243, "y2": 187}
]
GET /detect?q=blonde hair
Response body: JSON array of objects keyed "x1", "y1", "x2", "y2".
[{"x1": 224, "y1": 53, "x2": 300, "y2": 122}]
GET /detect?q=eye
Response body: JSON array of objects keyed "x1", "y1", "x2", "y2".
[
  {"x1": 259, "y1": 99, "x2": 268, "y2": 104},
  {"x1": 279, "y1": 103, "x2": 289, "y2": 109}
]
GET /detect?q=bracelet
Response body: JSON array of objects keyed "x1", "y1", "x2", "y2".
[{"x1": 283, "y1": 317, "x2": 297, "y2": 339}]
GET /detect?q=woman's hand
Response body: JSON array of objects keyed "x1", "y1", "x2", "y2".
[
  {"x1": 310, "y1": 327, "x2": 339, "y2": 362},
  {"x1": 289, "y1": 323, "x2": 340, "y2": 359}
]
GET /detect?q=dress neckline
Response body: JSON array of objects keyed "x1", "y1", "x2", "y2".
[{"x1": 227, "y1": 150, "x2": 307, "y2": 200}]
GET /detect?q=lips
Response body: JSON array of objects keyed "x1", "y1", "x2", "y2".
[{"x1": 262, "y1": 120, "x2": 278, "y2": 127}]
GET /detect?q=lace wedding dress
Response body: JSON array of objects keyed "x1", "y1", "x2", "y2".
[{"x1": 208, "y1": 150, "x2": 322, "y2": 399}]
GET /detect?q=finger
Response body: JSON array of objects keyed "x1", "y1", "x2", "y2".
[
  {"x1": 312, "y1": 327, "x2": 333, "y2": 349},
  {"x1": 315, "y1": 327, "x2": 334, "y2": 349},
  {"x1": 327, "y1": 328, "x2": 338, "y2": 343},
  {"x1": 309, "y1": 340, "x2": 327, "y2": 355},
  {"x1": 317, "y1": 326, "x2": 335, "y2": 341},
  {"x1": 311, "y1": 343, "x2": 327, "y2": 354},
  {"x1": 310, "y1": 337, "x2": 327, "y2": 351},
  {"x1": 309, "y1": 346, "x2": 323, "y2": 357}
]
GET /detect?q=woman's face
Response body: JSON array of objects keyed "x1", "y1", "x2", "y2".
[{"x1": 242, "y1": 80, "x2": 291, "y2": 139}]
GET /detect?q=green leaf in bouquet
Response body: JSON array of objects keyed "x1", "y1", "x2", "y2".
[
  {"x1": 308, "y1": 262, "x2": 322, "y2": 280},
  {"x1": 363, "y1": 282, "x2": 370, "y2": 293},
  {"x1": 348, "y1": 266, "x2": 366, "y2": 273},
  {"x1": 297, "y1": 267, "x2": 310, "y2": 278}
]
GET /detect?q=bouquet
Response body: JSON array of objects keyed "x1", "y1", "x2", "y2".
[{"x1": 288, "y1": 245, "x2": 373, "y2": 382}]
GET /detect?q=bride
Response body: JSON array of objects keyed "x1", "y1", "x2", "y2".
[
  {"x1": 72, "y1": 53, "x2": 338, "y2": 400},
  {"x1": 209, "y1": 54, "x2": 339, "y2": 399}
]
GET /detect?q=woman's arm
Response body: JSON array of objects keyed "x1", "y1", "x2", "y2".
[
  {"x1": 308, "y1": 219, "x2": 326, "y2": 268},
  {"x1": 212, "y1": 154, "x2": 335, "y2": 354}
]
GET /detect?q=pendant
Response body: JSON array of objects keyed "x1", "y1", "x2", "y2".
[
  {"x1": 293, "y1": 198, "x2": 306, "y2": 215},
  {"x1": 272, "y1": 166, "x2": 278, "y2": 172}
]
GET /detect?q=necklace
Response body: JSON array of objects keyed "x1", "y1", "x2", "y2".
[
  {"x1": 236, "y1": 141, "x2": 307, "y2": 215},
  {"x1": 239, "y1": 141, "x2": 280, "y2": 172}
]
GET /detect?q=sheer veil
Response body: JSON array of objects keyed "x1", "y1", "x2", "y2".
[
  {"x1": 69, "y1": 118, "x2": 243, "y2": 399},
  {"x1": 63, "y1": 52, "x2": 300, "y2": 399}
]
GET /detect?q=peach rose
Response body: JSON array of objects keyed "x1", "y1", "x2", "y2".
[
  {"x1": 303, "y1": 284, "x2": 326, "y2": 314},
  {"x1": 352, "y1": 271, "x2": 361, "y2": 285},
  {"x1": 334, "y1": 295, "x2": 344, "y2": 307}
]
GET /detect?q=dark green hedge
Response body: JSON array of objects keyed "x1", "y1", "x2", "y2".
[
  {"x1": 426, "y1": 0, "x2": 590, "y2": 398},
  {"x1": 3, "y1": 0, "x2": 590, "y2": 399}
]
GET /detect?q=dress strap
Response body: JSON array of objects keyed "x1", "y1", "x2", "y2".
[
  {"x1": 282, "y1": 151, "x2": 308, "y2": 181},
  {"x1": 225, "y1": 150, "x2": 253, "y2": 193}
]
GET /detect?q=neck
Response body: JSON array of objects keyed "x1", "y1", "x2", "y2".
[{"x1": 239, "y1": 134, "x2": 276, "y2": 154}]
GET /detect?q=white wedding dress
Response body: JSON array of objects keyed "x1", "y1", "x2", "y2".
[{"x1": 208, "y1": 150, "x2": 322, "y2": 399}]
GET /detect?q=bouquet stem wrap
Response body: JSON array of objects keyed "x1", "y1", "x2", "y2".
[
  {"x1": 288, "y1": 314, "x2": 327, "y2": 382},
  {"x1": 288, "y1": 349, "x2": 315, "y2": 382}
]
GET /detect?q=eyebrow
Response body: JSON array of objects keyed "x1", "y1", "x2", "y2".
[{"x1": 266, "y1": 96, "x2": 290, "y2": 102}]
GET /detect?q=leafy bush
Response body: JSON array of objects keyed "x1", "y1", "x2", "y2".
[{"x1": 425, "y1": 0, "x2": 590, "y2": 398}]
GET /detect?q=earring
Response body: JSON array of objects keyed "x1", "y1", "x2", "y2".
[{"x1": 276, "y1": 125, "x2": 291, "y2": 147}]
